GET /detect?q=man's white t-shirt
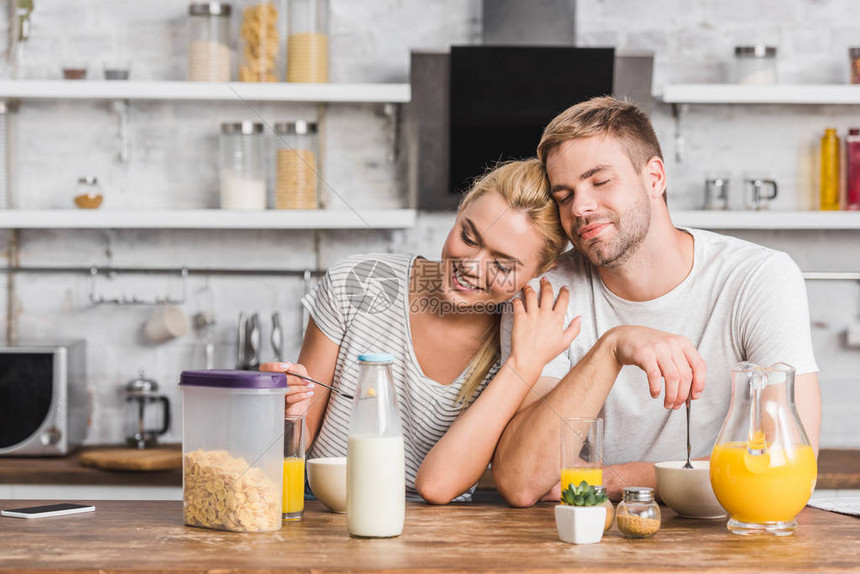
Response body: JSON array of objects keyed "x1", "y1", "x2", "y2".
[{"x1": 501, "y1": 228, "x2": 818, "y2": 465}]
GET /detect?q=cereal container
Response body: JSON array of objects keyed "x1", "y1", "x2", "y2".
[{"x1": 179, "y1": 369, "x2": 287, "y2": 532}]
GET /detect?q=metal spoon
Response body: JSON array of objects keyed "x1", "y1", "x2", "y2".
[
  {"x1": 683, "y1": 397, "x2": 694, "y2": 469},
  {"x1": 284, "y1": 370, "x2": 354, "y2": 400}
]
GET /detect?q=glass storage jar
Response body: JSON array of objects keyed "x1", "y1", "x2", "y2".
[
  {"x1": 239, "y1": 2, "x2": 281, "y2": 82},
  {"x1": 220, "y1": 121, "x2": 267, "y2": 210},
  {"x1": 850, "y1": 47, "x2": 860, "y2": 85},
  {"x1": 286, "y1": 0, "x2": 328, "y2": 83},
  {"x1": 734, "y1": 45, "x2": 777, "y2": 85},
  {"x1": 616, "y1": 487, "x2": 661, "y2": 539},
  {"x1": 73, "y1": 176, "x2": 104, "y2": 209},
  {"x1": 188, "y1": 2, "x2": 232, "y2": 82},
  {"x1": 274, "y1": 120, "x2": 319, "y2": 209}
]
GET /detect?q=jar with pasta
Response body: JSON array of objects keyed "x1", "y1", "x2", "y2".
[
  {"x1": 286, "y1": 0, "x2": 328, "y2": 83},
  {"x1": 274, "y1": 120, "x2": 319, "y2": 209},
  {"x1": 239, "y1": 2, "x2": 281, "y2": 82},
  {"x1": 178, "y1": 370, "x2": 287, "y2": 533},
  {"x1": 188, "y1": 3, "x2": 232, "y2": 82}
]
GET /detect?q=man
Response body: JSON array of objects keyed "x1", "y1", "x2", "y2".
[{"x1": 492, "y1": 96, "x2": 821, "y2": 506}]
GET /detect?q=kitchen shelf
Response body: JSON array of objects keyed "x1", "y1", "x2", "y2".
[
  {"x1": 0, "y1": 209, "x2": 417, "y2": 229},
  {"x1": 661, "y1": 84, "x2": 860, "y2": 105},
  {"x1": 671, "y1": 210, "x2": 860, "y2": 230},
  {"x1": 0, "y1": 80, "x2": 411, "y2": 103}
]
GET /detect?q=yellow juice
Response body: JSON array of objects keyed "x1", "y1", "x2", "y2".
[
  {"x1": 710, "y1": 442, "x2": 817, "y2": 524},
  {"x1": 561, "y1": 467, "x2": 603, "y2": 490},
  {"x1": 282, "y1": 457, "x2": 305, "y2": 516}
]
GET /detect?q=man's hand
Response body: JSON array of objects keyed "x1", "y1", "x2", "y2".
[{"x1": 605, "y1": 325, "x2": 706, "y2": 409}]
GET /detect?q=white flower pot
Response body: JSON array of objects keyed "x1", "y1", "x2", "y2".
[{"x1": 555, "y1": 505, "x2": 606, "y2": 544}]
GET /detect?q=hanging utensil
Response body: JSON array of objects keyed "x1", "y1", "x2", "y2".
[
  {"x1": 247, "y1": 313, "x2": 261, "y2": 370},
  {"x1": 237, "y1": 312, "x2": 247, "y2": 369},
  {"x1": 271, "y1": 311, "x2": 284, "y2": 362}
]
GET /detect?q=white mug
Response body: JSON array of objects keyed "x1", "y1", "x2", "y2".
[{"x1": 144, "y1": 305, "x2": 188, "y2": 344}]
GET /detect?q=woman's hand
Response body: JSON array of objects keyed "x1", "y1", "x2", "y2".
[
  {"x1": 509, "y1": 278, "x2": 581, "y2": 379},
  {"x1": 260, "y1": 361, "x2": 315, "y2": 418}
]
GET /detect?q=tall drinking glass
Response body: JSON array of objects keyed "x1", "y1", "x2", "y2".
[
  {"x1": 561, "y1": 417, "x2": 604, "y2": 490},
  {"x1": 283, "y1": 415, "x2": 305, "y2": 521}
]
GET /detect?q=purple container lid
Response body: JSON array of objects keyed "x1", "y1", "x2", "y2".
[{"x1": 179, "y1": 369, "x2": 286, "y2": 390}]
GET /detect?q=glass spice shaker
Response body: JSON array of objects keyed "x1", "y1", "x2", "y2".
[
  {"x1": 72, "y1": 176, "x2": 104, "y2": 209},
  {"x1": 593, "y1": 485, "x2": 615, "y2": 533},
  {"x1": 616, "y1": 487, "x2": 661, "y2": 539}
]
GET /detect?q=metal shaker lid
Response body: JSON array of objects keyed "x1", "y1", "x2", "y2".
[{"x1": 622, "y1": 487, "x2": 655, "y2": 503}]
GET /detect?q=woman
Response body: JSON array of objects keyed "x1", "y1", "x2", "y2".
[{"x1": 262, "y1": 159, "x2": 580, "y2": 504}]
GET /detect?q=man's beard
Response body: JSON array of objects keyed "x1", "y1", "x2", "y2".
[{"x1": 570, "y1": 192, "x2": 651, "y2": 269}]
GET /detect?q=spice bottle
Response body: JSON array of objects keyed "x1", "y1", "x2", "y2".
[
  {"x1": 616, "y1": 487, "x2": 661, "y2": 539},
  {"x1": 287, "y1": 0, "x2": 328, "y2": 83},
  {"x1": 188, "y1": 3, "x2": 232, "y2": 82},
  {"x1": 820, "y1": 128, "x2": 840, "y2": 211},
  {"x1": 850, "y1": 48, "x2": 860, "y2": 85},
  {"x1": 847, "y1": 128, "x2": 860, "y2": 210},
  {"x1": 274, "y1": 120, "x2": 319, "y2": 209},
  {"x1": 593, "y1": 486, "x2": 615, "y2": 533},
  {"x1": 73, "y1": 176, "x2": 104, "y2": 209}
]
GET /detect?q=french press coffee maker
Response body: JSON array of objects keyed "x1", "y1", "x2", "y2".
[{"x1": 124, "y1": 370, "x2": 171, "y2": 449}]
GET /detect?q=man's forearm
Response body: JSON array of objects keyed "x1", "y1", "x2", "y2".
[
  {"x1": 493, "y1": 330, "x2": 624, "y2": 507},
  {"x1": 603, "y1": 462, "x2": 657, "y2": 501}
]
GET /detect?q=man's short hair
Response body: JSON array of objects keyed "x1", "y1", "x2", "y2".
[{"x1": 537, "y1": 96, "x2": 663, "y2": 172}]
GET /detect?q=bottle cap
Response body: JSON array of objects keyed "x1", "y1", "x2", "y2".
[{"x1": 358, "y1": 353, "x2": 395, "y2": 364}]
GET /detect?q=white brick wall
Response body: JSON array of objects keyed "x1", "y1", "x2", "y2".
[{"x1": 1, "y1": 0, "x2": 858, "y2": 448}]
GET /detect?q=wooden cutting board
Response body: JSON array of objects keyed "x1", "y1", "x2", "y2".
[{"x1": 79, "y1": 448, "x2": 182, "y2": 472}]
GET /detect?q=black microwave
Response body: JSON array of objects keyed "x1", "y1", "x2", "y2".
[{"x1": 0, "y1": 341, "x2": 88, "y2": 456}]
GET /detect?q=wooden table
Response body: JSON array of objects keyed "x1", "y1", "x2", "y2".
[
  {"x1": 0, "y1": 500, "x2": 857, "y2": 572},
  {"x1": 1, "y1": 448, "x2": 857, "y2": 490}
]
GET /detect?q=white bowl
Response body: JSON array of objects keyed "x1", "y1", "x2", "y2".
[
  {"x1": 307, "y1": 457, "x2": 347, "y2": 513},
  {"x1": 654, "y1": 460, "x2": 727, "y2": 519}
]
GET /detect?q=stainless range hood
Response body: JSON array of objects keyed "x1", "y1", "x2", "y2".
[{"x1": 409, "y1": 0, "x2": 654, "y2": 211}]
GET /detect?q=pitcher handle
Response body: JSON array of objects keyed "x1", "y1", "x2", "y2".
[{"x1": 748, "y1": 369, "x2": 767, "y2": 455}]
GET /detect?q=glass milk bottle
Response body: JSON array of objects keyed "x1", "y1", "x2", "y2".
[{"x1": 346, "y1": 353, "x2": 405, "y2": 538}]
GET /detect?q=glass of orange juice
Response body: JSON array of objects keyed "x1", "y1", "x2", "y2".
[
  {"x1": 561, "y1": 417, "x2": 604, "y2": 491},
  {"x1": 283, "y1": 415, "x2": 305, "y2": 521}
]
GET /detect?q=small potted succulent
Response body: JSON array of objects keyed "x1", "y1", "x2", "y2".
[{"x1": 555, "y1": 481, "x2": 608, "y2": 544}]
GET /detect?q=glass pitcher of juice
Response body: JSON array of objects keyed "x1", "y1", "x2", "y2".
[{"x1": 710, "y1": 362, "x2": 817, "y2": 536}]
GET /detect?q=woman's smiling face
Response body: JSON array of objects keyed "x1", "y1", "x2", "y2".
[{"x1": 440, "y1": 190, "x2": 546, "y2": 307}]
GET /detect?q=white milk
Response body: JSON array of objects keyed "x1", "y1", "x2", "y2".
[{"x1": 346, "y1": 434, "x2": 405, "y2": 538}]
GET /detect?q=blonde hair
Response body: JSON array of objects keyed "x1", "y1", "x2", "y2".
[
  {"x1": 537, "y1": 96, "x2": 662, "y2": 172},
  {"x1": 454, "y1": 158, "x2": 568, "y2": 407}
]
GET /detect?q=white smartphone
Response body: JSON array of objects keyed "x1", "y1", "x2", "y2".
[{"x1": 1, "y1": 503, "x2": 95, "y2": 519}]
